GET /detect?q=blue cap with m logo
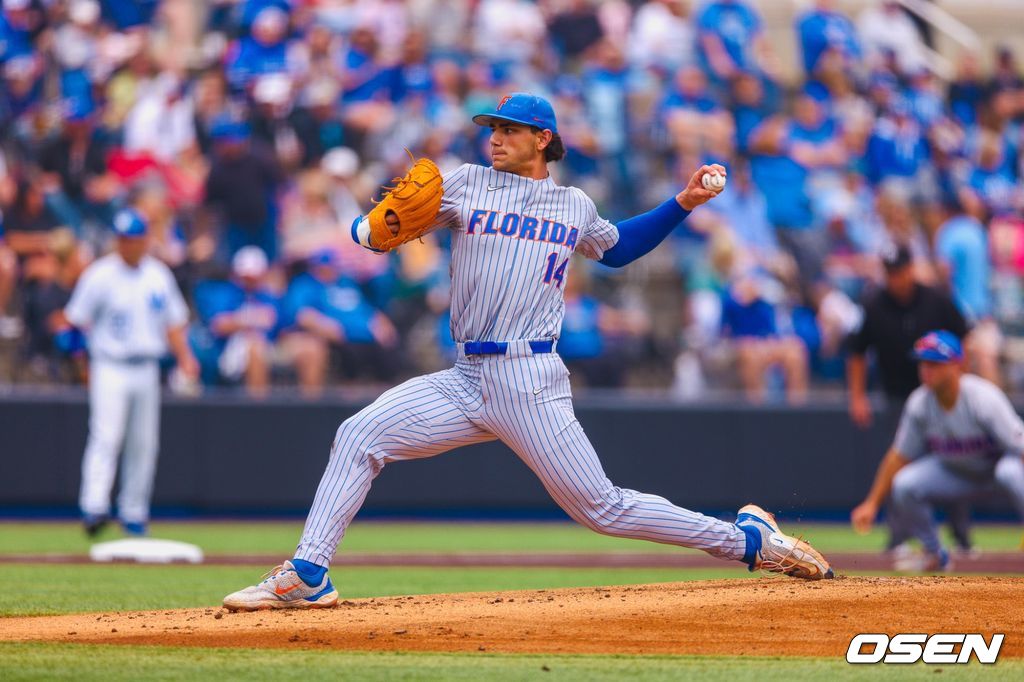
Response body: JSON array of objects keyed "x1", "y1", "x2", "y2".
[{"x1": 112, "y1": 209, "x2": 147, "y2": 238}]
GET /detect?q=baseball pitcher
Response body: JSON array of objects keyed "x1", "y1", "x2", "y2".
[{"x1": 223, "y1": 93, "x2": 833, "y2": 611}]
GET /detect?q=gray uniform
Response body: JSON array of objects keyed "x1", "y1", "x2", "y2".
[{"x1": 889, "y1": 375, "x2": 1024, "y2": 553}]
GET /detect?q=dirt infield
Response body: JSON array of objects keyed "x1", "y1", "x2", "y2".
[
  {"x1": 3, "y1": 577, "x2": 1022, "y2": 657},
  {"x1": 4, "y1": 551, "x2": 1024, "y2": 572}
]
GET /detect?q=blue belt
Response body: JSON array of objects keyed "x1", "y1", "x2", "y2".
[
  {"x1": 94, "y1": 354, "x2": 159, "y2": 366},
  {"x1": 462, "y1": 340, "x2": 554, "y2": 356}
]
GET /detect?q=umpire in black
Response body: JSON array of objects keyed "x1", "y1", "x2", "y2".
[
  {"x1": 846, "y1": 243, "x2": 968, "y2": 427},
  {"x1": 845, "y1": 243, "x2": 971, "y2": 551}
]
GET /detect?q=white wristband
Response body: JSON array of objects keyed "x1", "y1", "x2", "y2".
[{"x1": 351, "y1": 215, "x2": 375, "y2": 249}]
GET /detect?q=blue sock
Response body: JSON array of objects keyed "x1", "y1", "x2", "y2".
[
  {"x1": 291, "y1": 558, "x2": 327, "y2": 586},
  {"x1": 739, "y1": 525, "x2": 762, "y2": 570}
]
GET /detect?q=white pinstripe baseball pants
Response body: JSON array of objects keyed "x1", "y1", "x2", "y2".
[{"x1": 295, "y1": 348, "x2": 747, "y2": 566}]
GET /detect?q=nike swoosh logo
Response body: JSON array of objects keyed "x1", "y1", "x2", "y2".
[
  {"x1": 487, "y1": 185, "x2": 507, "y2": 191},
  {"x1": 533, "y1": 387, "x2": 543, "y2": 395},
  {"x1": 275, "y1": 583, "x2": 302, "y2": 596}
]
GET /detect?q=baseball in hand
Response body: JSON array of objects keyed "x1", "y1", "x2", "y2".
[{"x1": 702, "y1": 171, "x2": 726, "y2": 192}]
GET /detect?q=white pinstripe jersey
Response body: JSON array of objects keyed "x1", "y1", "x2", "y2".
[{"x1": 433, "y1": 163, "x2": 619, "y2": 342}]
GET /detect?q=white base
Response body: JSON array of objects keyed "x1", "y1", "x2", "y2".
[{"x1": 89, "y1": 538, "x2": 204, "y2": 564}]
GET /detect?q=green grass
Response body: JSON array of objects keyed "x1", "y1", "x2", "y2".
[
  {"x1": 0, "y1": 564, "x2": 747, "y2": 617},
  {"x1": 0, "y1": 644, "x2": 1018, "y2": 682},
  {"x1": 0, "y1": 520, "x2": 1018, "y2": 617},
  {"x1": 1, "y1": 522, "x2": 1020, "y2": 679},
  {"x1": 0, "y1": 520, "x2": 1020, "y2": 556}
]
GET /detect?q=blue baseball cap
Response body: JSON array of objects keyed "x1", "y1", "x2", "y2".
[
  {"x1": 112, "y1": 209, "x2": 147, "y2": 238},
  {"x1": 210, "y1": 118, "x2": 251, "y2": 142},
  {"x1": 911, "y1": 330, "x2": 963, "y2": 363},
  {"x1": 309, "y1": 248, "x2": 339, "y2": 267},
  {"x1": 801, "y1": 81, "x2": 831, "y2": 104},
  {"x1": 472, "y1": 92, "x2": 558, "y2": 134},
  {"x1": 64, "y1": 96, "x2": 96, "y2": 122}
]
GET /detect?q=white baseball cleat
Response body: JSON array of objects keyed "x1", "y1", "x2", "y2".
[
  {"x1": 222, "y1": 560, "x2": 339, "y2": 611},
  {"x1": 736, "y1": 504, "x2": 834, "y2": 580},
  {"x1": 893, "y1": 547, "x2": 951, "y2": 573}
]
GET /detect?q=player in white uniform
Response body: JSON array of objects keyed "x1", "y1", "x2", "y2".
[
  {"x1": 852, "y1": 330, "x2": 1024, "y2": 570},
  {"x1": 60, "y1": 209, "x2": 198, "y2": 537},
  {"x1": 224, "y1": 93, "x2": 832, "y2": 611}
]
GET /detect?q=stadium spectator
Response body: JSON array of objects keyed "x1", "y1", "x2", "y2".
[
  {"x1": 948, "y1": 52, "x2": 986, "y2": 128},
  {"x1": 661, "y1": 65, "x2": 732, "y2": 169},
  {"x1": 295, "y1": 76, "x2": 346, "y2": 161},
  {"x1": 0, "y1": 238, "x2": 16, "y2": 338},
  {"x1": 873, "y1": 186, "x2": 934, "y2": 282},
  {"x1": 37, "y1": 97, "x2": 119, "y2": 238},
  {"x1": 863, "y1": 98, "x2": 933, "y2": 204},
  {"x1": 1, "y1": 53, "x2": 44, "y2": 141},
  {"x1": 279, "y1": 168, "x2": 345, "y2": 265},
  {"x1": 18, "y1": 228, "x2": 86, "y2": 382},
  {"x1": 99, "y1": 32, "x2": 152, "y2": 130},
  {"x1": 320, "y1": 147, "x2": 394, "y2": 310},
  {"x1": 789, "y1": 83, "x2": 847, "y2": 180},
  {"x1": 123, "y1": 72, "x2": 197, "y2": 165},
  {"x1": 278, "y1": 250, "x2": 398, "y2": 396},
  {"x1": 627, "y1": 0, "x2": 694, "y2": 74},
  {"x1": 796, "y1": 0, "x2": 861, "y2": 78},
  {"x1": 696, "y1": 0, "x2": 767, "y2": 84},
  {"x1": 0, "y1": 0, "x2": 1021, "y2": 400},
  {"x1": 989, "y1": 45, "x2": 1024, "y2": 98},
  {"x1": 100, "y1": 0, "x2": 159, "y2": 31},
  {"x1": 857, "y1": 0, "x2": 927, "y2": 76},
  {"x1": 719, "y1": 270, "x2": 809, "y2": 405},
  {"x1": 705, "y1": 159, "x2": 787, "y2": 275},
  {"x1": 320, "y1": 146, "x2": 367, "y2": 224},
  {"x1": 559, "y1": 260, "x2": 649, "y2": 389},
  {"x1": 193, "y1": 68, "x2": 233, "y2": 155},
  {"x1": 905, "y1": 68, "x2": 945, "y2": 129},
  {"x1": 298, "y1": 20, "x2": 346, "y2": 87},
  {"x1": 746, "y1": 92, "x2": 845, "y2": 300},
  {"x1": 961, "y1": 130, "x2": 1022, "y2": 221},
  {"x1": 548, "y1": 0, "x2": 604, "y2": 64},
  {"x1": 2, "y1": 176, "x2": 63, "y2": 258},
  {"x1": 934, "y1": 197, "x2": 1000, "y2": 385},
  {"x1": 0, "y1": 154, "x2": 17, "y2": 332},
  {"x1": 338, "y1": 25, "x2": 396, "y2": 143},
  {"x1": 472, "y1": 0, "x2": 546, "y2": 68},
  {"x1": 193, "y1": 246, "x2": 279, "y2": 396},
  {"x1": 729, "y1": 71, "x2": 778, "y2": 155},
  {"x1": 0, "y1": 0, "x2": 45, "y2": 64},
  {"x1": 134, "y1": 181, "x2": 186, "y2": 271},
  {"x1": 249, "y1": 73, "x2": 308, "y2": 170},
  {"x1": 202, "y1": 118, "x2": 284, "y2": 261},
  {"x1": 352, "y1": 0, "x2": 412, "y2": 61},
  {"x1": 580, "y1": 39, "x2": 634, "y2": 217},
  {"x1": 53, "y1": 1, "x2": 103, "y2": 82},
  {"x1": 225, "y1": 5, "x2": 298, "y2": 91}
]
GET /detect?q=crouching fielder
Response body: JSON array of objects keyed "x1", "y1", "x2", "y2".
[
  {"x1": 223, "y1": 93, "x2": 832, "y2": 611},
  {"x1": 852, "y1": 330, "x2": 1024, "y2": 570}
]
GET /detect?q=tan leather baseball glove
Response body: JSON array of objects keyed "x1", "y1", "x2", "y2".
[{"x1": 365, "y1": 157, "x2": 444, "y2": 252}]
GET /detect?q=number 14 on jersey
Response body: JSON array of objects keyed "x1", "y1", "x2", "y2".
[{"x1": 542, "y1": 253, "x2": 569, "y2": 287}]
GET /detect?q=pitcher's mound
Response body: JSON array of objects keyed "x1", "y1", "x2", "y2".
[{"x1": 5, "y1": 577, "x2": 1023, "y2": 657}]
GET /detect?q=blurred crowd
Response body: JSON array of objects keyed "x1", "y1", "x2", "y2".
[{"x1": 0, "y1": 0, "x2": 1023, "y2": 401}]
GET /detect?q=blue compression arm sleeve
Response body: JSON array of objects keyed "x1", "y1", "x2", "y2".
[{"x1": 598, "y1": 197, "x2": 692, "y2": 268}]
